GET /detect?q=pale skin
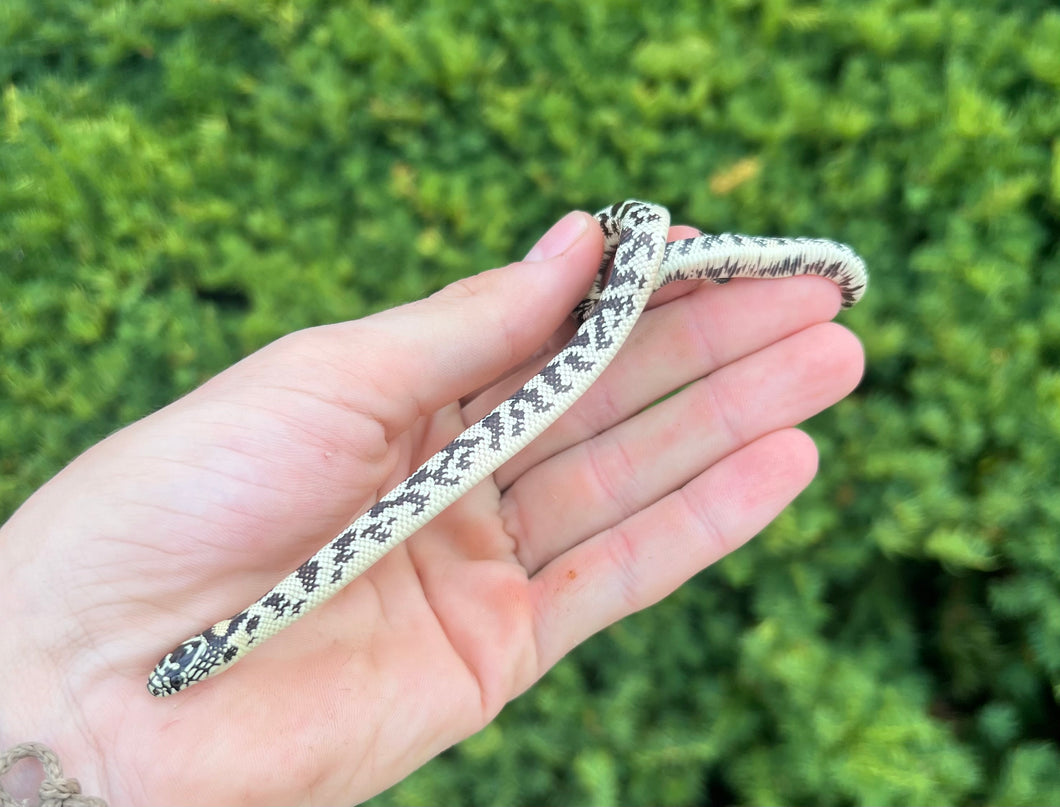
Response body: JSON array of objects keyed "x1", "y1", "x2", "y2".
[{"x1": 0, "y1": 211, "x2": 864, "y2": 805}]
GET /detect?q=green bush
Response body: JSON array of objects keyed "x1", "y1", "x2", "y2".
[{"x1": 3, "y1": 0, "x2": 1059, "y2": 803}]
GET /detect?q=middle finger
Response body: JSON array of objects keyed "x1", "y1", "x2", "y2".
[
  {"x1": 480, "y1": 272, "x2": 846, "y2": 489},
  {"x1": 500, "y1": 321, "x2": 864, "y2": 573}
]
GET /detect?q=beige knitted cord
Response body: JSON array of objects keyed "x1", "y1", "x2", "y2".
[{"x1": 0, "y1": 743, "x2": 107, "y2": 807}]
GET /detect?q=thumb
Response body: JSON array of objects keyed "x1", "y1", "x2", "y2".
[{"x1": 352, "y1": 211, "x2": 603, "y2": 423}]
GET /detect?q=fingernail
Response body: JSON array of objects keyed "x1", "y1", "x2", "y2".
[{"x1": 525, "y1": 211, "x2": 589, "y2": 262}]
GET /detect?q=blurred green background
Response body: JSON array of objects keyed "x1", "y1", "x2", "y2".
[{"x1": 3, "y1": 1, "x2": 1060, "y2": 804}]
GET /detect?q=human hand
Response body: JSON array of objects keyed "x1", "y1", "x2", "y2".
[{"x1": 0, "y1": 211, "x2": 864, "y2": 805}]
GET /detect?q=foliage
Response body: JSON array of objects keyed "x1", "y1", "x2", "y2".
[{"x1": 3, "y1": 0, "x2": 1059, "y2": 803}]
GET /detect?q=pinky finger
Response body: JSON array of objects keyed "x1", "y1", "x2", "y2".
[{"x1": 528, "y1": 428, "x2": 819, "y2": 675}]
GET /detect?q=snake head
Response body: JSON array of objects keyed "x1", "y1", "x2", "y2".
[{"x1": 146, "y1": 637, "x2": 209, "y2": 697}]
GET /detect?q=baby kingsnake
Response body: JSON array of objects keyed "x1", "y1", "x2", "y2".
[{"x1": 147, "y1": 200, "x2": 867, "y2": 696}]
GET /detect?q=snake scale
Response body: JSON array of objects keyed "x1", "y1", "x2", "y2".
[{"x1": 147, "y1": 200, "x2": 867, "y2": 697}]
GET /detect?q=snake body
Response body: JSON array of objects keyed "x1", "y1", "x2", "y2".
[{"x1": 147, "y1": 201, "x2": 867, "y2": 697}]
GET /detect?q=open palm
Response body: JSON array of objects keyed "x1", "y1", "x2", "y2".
[{"x1": 0, "y1": 212, "x2": 864, "y2": 805}]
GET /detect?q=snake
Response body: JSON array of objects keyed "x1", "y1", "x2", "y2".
[{"x1": 147, "y1": 200, "x2": 867, "y2": 697}]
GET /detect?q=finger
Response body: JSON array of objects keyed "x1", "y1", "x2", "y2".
[
  {"x1": 529, "y1": 427, "x2": 819, "y2": 675},
  {"x1": 245, "y1": 211, "x2": 604, "y2": 439},
  {"x1": 485, "y1": 272, "x2": 844, "y2": 487},
  {"x1": 506, "y1": 322, "x2": 864, "y2": 572}
]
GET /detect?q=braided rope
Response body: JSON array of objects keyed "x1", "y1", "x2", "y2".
[{"x1": 0, "y1": 743, "x2": 107, "y2": 807}]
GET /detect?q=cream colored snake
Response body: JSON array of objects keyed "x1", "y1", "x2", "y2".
[{"x1": 148, "y1": 200, "x2": 867, "y2": 697}]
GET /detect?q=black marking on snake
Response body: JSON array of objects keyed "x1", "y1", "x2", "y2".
[
  {"x1": 586, "y1": 292, "x2": 640, "y2": 349},
  {"x1": 296, "y1": 559, "x2": 321, "y2": 593},
  {"x1": 223, "y1": 611, "x2": 250, "y2": 638},
  {"x1": 630, "y1": 229, "x2": 659, "y2": 264},
  {"x1": 508, "y1": 404, "x2": 529, "y2": 439},
  {"x1": 561, "y1": 329, "x2": 591, "y2": 354},
  {"x1": 328, "y1": 522, "x2": 388, "y2": 579},
  {"x1": 537, "y1": 363, "x2": 575, "y2": 396},
  {"x1": 166, "y1": 639, "x2": 202, "y2": 669},
  {"x1": 510, "y1": 386, "x2": 544, "y2": 412},
  {"x1": 673, "y1": 239, "x2": 695, "y2": 256},
  {"x1": 405, "y1": 438, "x2": 479, "y2": 487},
  {"x1": 358, "y1": 515, "x2": 397, "y2": 543},
  {"x1": 481, "y1": 411, "x2": 506, "y2": 450},
  {"x1": 563, "y1": 349, "x2": 594, "y2": 374},
  {"x1": 261, "y1": 591, "x2": 306, "y2": 618},
  {"x1": 364, "y1": 491, "x2": 429, "y2": 528}
]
